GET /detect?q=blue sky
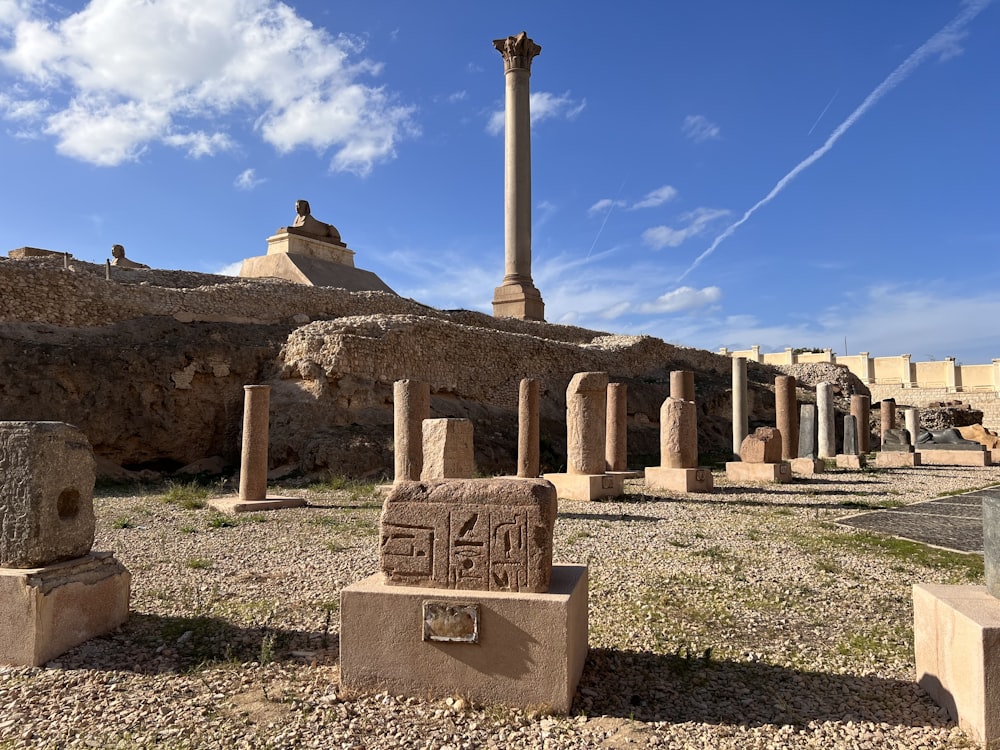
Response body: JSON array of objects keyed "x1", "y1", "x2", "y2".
[{"x1": 1, "y1": 1, "x2": 998, "y2": 364}]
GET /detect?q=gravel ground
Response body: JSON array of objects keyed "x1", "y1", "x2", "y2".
[{"x1": 3, "y1": 465, "x2": 999, "y2": 749}]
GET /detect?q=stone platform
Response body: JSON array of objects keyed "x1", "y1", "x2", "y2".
[
  {"x1": 790, "y1": 458, "x2": 825, "y2": 475},
  {"x1": 724, "y1": 462, "x2": 792, "y2": 483},
  {"x1": 207, "y1": 496, "x2": 306, "y2": 514},
  {"x1": 918, "y1": 449, "x2": 991, "y2": 467},
  {"x1": 340, "y1": 564, "x2": 588, "y2": 713},
  {"x1": 0, "y1": 552, "x2": 130, "y2": 666},
  {"x1": 835, "y1": 454, "x2": 867, "y2": 470},
  {"x1": 542, "y1": 473, "x2": 624, "y2": 501},
  {"x1": 876, "y1": 452, "x2": 921, "y2": 468},
  {"x1": 644, "y1": 467, "x2": 714, "y2": 493}
]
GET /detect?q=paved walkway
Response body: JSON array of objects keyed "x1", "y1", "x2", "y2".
[{"x1": 837, "y1": 486, "x2": 1000, "y2": 554}]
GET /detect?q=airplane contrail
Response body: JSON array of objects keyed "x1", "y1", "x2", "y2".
[
  {"x1": 676, "y1": 0, "x2": 991, "y2": 283},
  {"x1": 807, "y1": 89, "x2": 839, "y2": 136},
  {"x1": 586, "y1": 179, "x2": 626, "y2": 259}
]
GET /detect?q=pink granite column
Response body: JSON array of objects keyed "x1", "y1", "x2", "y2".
[
  {"x1": 670, "y1": 370, "x2": 695, "y2": 402},
  {"x1": 775, "y1": 375, "x2": 798, "y2": 461},
  {"x1": 239, "y1": 385, "x2": 271, "y2": 503},
  {"x1": 851, "y1": 395, "x2": 871, "y2": 453},
  {"x1": 393, "y1": 379, "x2": 430, "y2": 483},
  {"x1": 517, "y1": 378, "x2": 540, "y2": 478},
  {"x1": 567, "y1": 371, "x2": 608, "y2": 475},
  {"x1": 880, "y1": 400, "x2": 896, "y2": 447},
  {"x1": 661, "y1": 397, "x2": 697, "y2": 469},
  {"x1": 605, "y1": 382, "x2": 628, "y2": 472}
]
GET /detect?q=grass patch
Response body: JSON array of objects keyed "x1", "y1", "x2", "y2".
[
  {"x1": 307, "y1": 475, "x2": 380, "y2": 505},
  {"x1": 565, "y1": 530, "x2": 592, "y2": 545},
  {"x1": 185, "y1": 557, "x2": 213, "y2": 570},
  {"x1": 161, "y1": 481, "x2": 211, "y2": 510},
  {"x1": 936, "y1": 483, "x2": 1000, "y2": 498},
  {"x1": 112, "y1": 516, "x2": 136, "y2": 529},
  {"x1": 310, "y1": 514, "x2": 378, "y2": 536},
  {"x1": 207, "y1": 514, "x2": 239, "y2": 529}
]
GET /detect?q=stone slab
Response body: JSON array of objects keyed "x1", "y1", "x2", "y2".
[
  {"x1": 266, "y1": 232, "x2": 355, "y2": 266},
  {"x1": 724, "y1": 461, "x2": 792, "y2": 483},
  {"x1": 913, "y1": 583, "x2": 1000, "y2": 748},
  {"x1": 644, "y1": 466, "x2": 714, "y2": 493},
  {"x1": 876, "y1": 452, "x2": 921, "y2": 468},
  {"x1": 541, "y1": 473, "x2": 624, "y2": 502},
  {"x1": 206, "y1": 496, "x2": 306, "y2": 514},
  {"x1": 239, "y1": 253, "x2": 396, "y2": 293},
  {"x1": 0, "y1": 552, "x2": 130, "y2": 666},
  {"x1": 340, "y1": 564, "x2": 588, "y2": 713},
  {"x1": 607, "y1": 470, "x2": 644, "y2": 480},
  {"x1": 790, "y1": 457, "x2": 825, "y2": 475},
  {"x1": 918, "y1": 449, "x2": 991, "y2": 467},
  {"x1": 835, "y1": 454, "x2": 867, "y2": 470}
]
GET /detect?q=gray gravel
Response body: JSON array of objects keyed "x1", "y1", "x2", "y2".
[{"x1": 3, "y1": 465, "x2": 997, "y2": 749}]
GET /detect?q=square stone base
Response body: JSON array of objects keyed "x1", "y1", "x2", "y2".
[
  {"x1": 340, "y1": 564, "x2": 588, "y2": 713},
  {"x1": 644, "y1": 467, "x2": 714, "y2": 493},
  {"x1": 266, "y1": 232, "x2": 355, "y2": 266},
  {"x1": 725, "y1": 462, "x2": 792, "y2": 483},
  {"x1": 918, "y1": 449, "x2": 991, "y2": 467},
  {"x1": 835, "y1": 454, "x2": 867, "y2": 469},
  {"x1": 790, "y1": 457, "x2": 825, "y2": 475},
  {"x1": 541, "y1": 473, "x2": 624, "y2": 501},
  {"x1": 207, "y1": 496, "x2": 307, "y2": 514},
  {"x1": 492, "y1": 283, "x2": 545, "y2": 322},
  {"x1": 0, "y1": 552, "x2": 131, "y2": 666},
  {"x1": 913, "y1": 583, "x2": 1000, "y2": 747},
  {"x1": 876, "y1": 451, "x2": 921, "y2": 468}
]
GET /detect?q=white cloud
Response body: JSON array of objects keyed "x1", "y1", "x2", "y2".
[
  {"x1": 234, "y1": 167, "x2": 265, "y2": 190},
  {"x1": 0, "y1": 0, "x2": 417, "y2": 172},
  {"x1": 447, "y1": 90, "x2": 467, "y2": 103},
  {"x1": 639, "y1": 286, "x2": 722, "y2": 314},
  {"x1": 588, "y1": 198, "x2": 626, "y2": 216},
  {"x1": 642, "y1": 207, "x2": 730, "y2": 249},
  {"x1": 630, "y1": 185, "x2": 678, "y2": 210},
  {"x1": 214, "y1": 261, "x2": 244, "y2": 276},
  {"x1": 681, "y1": 114, "x2": 720, "y2": 143},
  {"x1": 486, "y1": 90, "x2": 585, "y2": 135}
]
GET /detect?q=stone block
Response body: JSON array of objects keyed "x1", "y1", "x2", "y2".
[
  {"x1": 492, "y1": 282, "x2": 545, "y2": 322},
  {"x1": 644, "y1": 467, "x2": 714, "y2": 493},
  {"x1": 790, "y1": 457, "x2": 825, "y2": 475},
  {"x1": 421, "y1": 419, "x2": 475, "y2": 480},
  {"x1": 913, "y1": 583, "x2": 1000, "y2": 748},
  {"x1": 739, "y1": 427, "x2": 782, "y2": 464},
  {"x1": 541, "y1": 472, "x2": 624, "y2": 502},
  {"x1": 266, "y1": 231, "x2": 356, "y2": 266},
  {"x1": 0, "y1": 422, "x2": 96, "y2": 568},
  {"x1": 206, "y1": 496, "x2": 306, "y2": 514},
  {"x1": 725, "y1": 461, "x2": 792, "y2": 483},
  {"x1": 0, "y1": 552, "x2": 130, "y2": 666},
  {"x1": 340, "y1": 564, "x2": 588, "y2": 714},
  {"x1": 835, "y1": 454, "x2": 867, "y2": 470},
  {"x1": 876, "y1": 452, "x2": 921, "y2": 468},
  {"x1": 381, "y1": 479, "x2": 556, "y2": 593},
  {"x1": 918, "y1": 449, "x2": 991, "y2": 467}
]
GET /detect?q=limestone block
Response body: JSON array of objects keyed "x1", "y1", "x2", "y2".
[
  {"x1": 645, "y1": 467, "x2": 714, "y2": 493},
  {"x1": 836, "y1": 454, "x2": 866, "y2": 469},
  {"x1": 918, "y1": 449, "x2": 990, "y2": 467},
  {"x1": 542, "y1": 472, "x2": 625, "y2": 502},
  {"x1": 669, "y1": 370, "x2": 695, "y2": 402},
  {"x1": 394, "y1": 380, "x2": 429, "y2": 483},
  {"x1": 0, "y1": 422, "x2": 96, "y2": 568},
  {"x1": 566, "y1": 371, "x2": 608, "y2": 475},
  {"x1": 421, "y1": 419, "x2": 475, "y2": 480},
  {"x1": 790, "y1": 457, "x2": 825, "y2": 475},
  {"x1": 380, "y1": 478, "x2": 556, "y2": 593},
  {"x1": 875, "y1": 451, "x2": 921, "y2": 468},
  {"x1": 725, "y1": 461, "x2": 792, "y2": 483},
  {"x1": 266, "y1": 231, "x2": 355, "y2": 266},
  {"x1": 660, "y1": 397, "x2": 697, "y2": 469},
  {"x1": 739, "y1": 427, "x2": 782, "y2": 464}
]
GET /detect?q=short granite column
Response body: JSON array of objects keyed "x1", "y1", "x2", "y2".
[
  {"x1": 905, "y1": 408, "x2": 921, "y2": 445},
  {"x1": 670, "y1": 371, "x2": 695, "y2": 403},
  {"x1": 775, "y1": 375, "x2": 798, "y2": 461},
  {"x1": 394, "y1": 379, "x2": 430, "y2": 483},
  {"x1": 517, "y1": 378, "x2": 540, "y2": 478},
  {"x1": 836, "y1": 414, "x2": 867, "y2": 469},
  {"x1": 732, "y1": 357, "x2": 748, "y2": 458},
  {"x1": 605, "y1": 382, "x2": 628, "y2": 472},
  {"x1": 850, "y1": 395, "x2": 871, "y2": 453},
  {"x1": 880, "y1": 400, "x2": 896, "y2": 447},
  {"x1": 239, "y1": 385, "x2": 271, "y2": 503},
  {"x1": 790, "y1": 404, "x2": 824, "y2": 475},
  {"x1": 817, "y1": 382, "x2": 835, "y2": 459}
]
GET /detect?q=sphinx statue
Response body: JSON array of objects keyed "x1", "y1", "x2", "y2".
[
  {"x1": 281, "y1": 199, "x2": 344, "y2": 246},
  {"x1": 110, "y1": 244, "x2": 150, "y2": 270},
  {"x1": 915, "y1": 428, "x2": 985, "y2": 451}
]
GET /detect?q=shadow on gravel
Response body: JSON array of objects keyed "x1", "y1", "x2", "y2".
[
  {"x1": 558, "y1": 511, "x2": 660, "y2": 523},
  {"x1": 576, "y1": 647, "x2": 950, "y2": 729}
]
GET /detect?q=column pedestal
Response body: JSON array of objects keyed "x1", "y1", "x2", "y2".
[{"x1": 492, "y1": 282, "x2": 545, "y2": 321}]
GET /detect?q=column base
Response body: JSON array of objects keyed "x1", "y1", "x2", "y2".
[
  {"x1": 207, "y1": 496, "x2": 307, "y2": 513},
  {"x1": 340, "y1": 564, "x2": 588, "y2": 714},
  {"x1": 644, "y1": 467, "x2": 714, "y2": 493},
  {"x1": 835, "y1": 454, "x2": 867, "y2": 470},
  {"x1": 876, "y1": 452, "x2": 921, "y2": 468},
  {"x1": 492, "y1": 283, "x2": 545, "y2": 322},
  {"x1": 541, "y1": 473, "x2": 624, "y2": 501},
  {"x1": 725, "y1": 462, "x2": 792, "y2": 483},
  {"x1": 790, "y1": 458, "x2": 826, "y2": 475},
  {"x1": 918, "y1": 449, "x2": 991, "y2": 467}
]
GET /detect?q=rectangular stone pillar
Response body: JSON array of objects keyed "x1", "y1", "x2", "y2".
[
  {"x1": 517, "y1": 378, "x2": 540, "y2": 478},
  {"x1": 394, "y1": 380, "x2": 430, "y2": 483},
  {"x1": 421, "y1": 419, "x2": 475, "y2": 480},
  {"x1": 791, "y1": 404, "x2": 824, "y2": 475}
]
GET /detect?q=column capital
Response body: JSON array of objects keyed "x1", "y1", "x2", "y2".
[{"x1": 494, "y1": 31, "x2": 541, "y2": 73}]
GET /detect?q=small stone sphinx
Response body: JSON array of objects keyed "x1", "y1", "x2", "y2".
[
  {"x1": 110, "y1": 244, "x2": 149, "y2": 270},
  {"x1": 281, "y1": 199, "x2": 344, "y2": 246},
  {"x1": 882, "y1": 428, "x2": 914, "y2": 451}
]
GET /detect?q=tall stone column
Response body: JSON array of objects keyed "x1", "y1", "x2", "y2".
[
  {"x1": 393, "y1": 379, "x2": 430, "y2": 483},
  {"x1": 517, "y1": 378, "x2": 540, "y2": 478},
  {"x1": 605, "y1": 383, "x2": 627, "y2": 472},
  {"x1": 239, "y1": 385, "x2": 271, "y2": 503},
  {"x1": 880, "y1": 400, "x2": 896, "y2": 446},
  {"x1": 732, "y1": 357, "x2": 748, "y2": 458},
  {"x1": 850, "y1": 395, "x2": 871, "y2": 453},
  {"x1": 492, "y1": 31, "x2": 545, "y2": 321},
  {"x1": 817, "y1": 382, "x2": 835, "y2": 459},
  {"x1": 775, "y1": 375, "x2": 798, "y2": 461}
]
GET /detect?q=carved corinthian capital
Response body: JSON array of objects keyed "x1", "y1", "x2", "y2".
[{"x1": 493, "y1": 31, "x2": 541, "y2": 73}]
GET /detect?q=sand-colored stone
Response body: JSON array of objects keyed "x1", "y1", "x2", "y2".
[
  {"x1": 960, "y1": 424, "x2": 1000, "y2": 450},
  {"x1": 541, "y1": 472, "x2": 624, "y2": 502},
  {"x1": 669, "y1": 370, "x2": 695, "y2": 402},
  {"x1": 913, "y1": 583, "x2": 1000, "y2": 748},
  {"x1": 775, "y1": 375, "x2": 798, "y2": 461},
  {"x1": 340, "y1": 564, "x2": 587, "y2": 713},
  {"x1": 517, "y1": 378, "x2": 540, "y2": 478},
  {"x1": 790, "y1": 457, "x2": 825, "y2": 475},
  {"x1": 566, "y1": 371, "x2": 608, "y2": 475},
  {"x1": 239, "y1": 249, "x2": 395, "y2": 292},
  {"x1": 918, "y1": 449, "x2": 991, "y2": 467},
  {"x1": 732, "y1": 357, "x2": 748, "y2": 458},
  {"x1": 660, "y1": 397, "x2": 697, "y2": 469},
  {"x1": 644, "y1": 467, "x2": 714, "y2": 493},
  {"x1": 725, "y1": 461, "x2": 792, "y2": 483},
  {"x1": 380, "y1": 478, "x2": 556, "y2": 593},
  {"x1": 905, "y1": 408, "x2": 921, "y2": 445},
  {"x1": 0, "y1": 421, "x2": 96, "y2": 568},
  {"x1": 875, "y1": 451, "x2": 921, "y2": 468},
  {"x1": 421, "y1": 419, "x2": 475, "y2": 480},
  {"x1": 393, "y1": 380, "x2": 430, "y2": 483},
  {"x1": 0, "y1": 552, "x2": 130, "y2": 666},
  {"x1": 851, "y1": 394, "x2": 871, "y2": 453},
  {"x1": 739, "y1": 427, "x2": 782, "y2": 464},
  {"x1": 605, "y1": 383, "x2": 628, "y2": 472},
  {"x1": 239, "y1": 385, "x2": 270, "y2": 503},
  {"x1": 836, "y1": 454, "x2": 867, "y2": 469}
]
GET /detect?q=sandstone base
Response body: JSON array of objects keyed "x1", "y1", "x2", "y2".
[
  {"x1": 835, "y1": 454, "x2": 867, "y2": 470},
  {"x1": 492, "y1": 282, "x2": 545, "y2": 322},
  {"x1": 790, "y1": 457, "x2": 825, "y2": 475},
  {"x1": 266, "y1": 232, "x2": 356, "y2": 265},
  {"x1": 918, "y1": 449, "x2": 991, "y2": 467},
  {"x1": 608, "y1": 470, "x2": 645, "y2": 480},
  {"x1": 0, "y1": 552, "x2": 130, "y2": 666},
  {"x1": 913, "y1": 583, "x2": 1000, "y2": 748},
  {"x1": 207, "y1": 496, "x2": 307, "y2": 514},
  {"x1": 340, "y1": 564, "x2": 588, "y2": 713},
  {"x1": 644, "y1": 467, "x2": 714, "y2": 493},
  {"x1": 541, "y1": 473, "x2": 624, "y2": 501},
  {"x1": 239, "y1": 253, "x2": 395, "y2": 293},
  {"x1": 876, "y1": 452, "x2": 921, "y2": 468},
  {"x1": 725, "y1": 462, "x2": 792, "y2": 483}
]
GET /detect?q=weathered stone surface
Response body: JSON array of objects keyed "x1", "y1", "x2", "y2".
[
  {"x1": 797, "y1": 404, "x2": 817, "y2": 459},
  {"x1": 605, "y1": 383, "x2": 627, "y2": 472},
  {"x1": 851, "y1": 394, "x2": 871, "y2": 453},
  {"x1": 817, "y1": 382, "x2": 835, "y2": 459},
  {"x1": 775, "y1": 375, "x2": 798, "y2": 461},
  {"x1": 843, "y1": 414, "x2": 859, "y2": 456},
  {"x1": 0, "y1": 422, "x2": 96, "y2": 568},
  {"x1": 984, "y1": 495, "x2": 1000, "y2": 598},
  {"x1": 960, "y1": 424, "x2": 1000, "y2": 449},
  {"x1": 566, "y1": 372, "x2": 608, "y2": 475},
  {"x1": 732, "y1": 357, "x2": 748, "y2": 457},
  {"x1": 880, "y1": 400, "x2": 896, "y2": 444},
  {"x1": 394, "y1": 380, "x2": 429, "y2": 483},
  {"x1": 421, "y1": 419, "x2": 475, "y2": 480},
  {"x1": 882, "y1": 428, "x2": 913, "y2": 451},
  {"x1": 239, "y1": 385, "x2": 270, "y2": 502},
  {"x1": 380, "y1": 478, "x2": 556, "y2": 593},
  {"x1": 669, "y1": 371, "x2": 695, "y2": 402},
  {"x1": 517, "y1": 378, "x2": 540, "y2": 477},
  {"x1": 916, "y1": 428, "x2": 986, "y2": 451},
  {"x1": 739, "y1": 427, "x2": 782, "y2": 464},
  {"x1": 660, "y1": 397, "x2": 697, "y2": 469}
]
